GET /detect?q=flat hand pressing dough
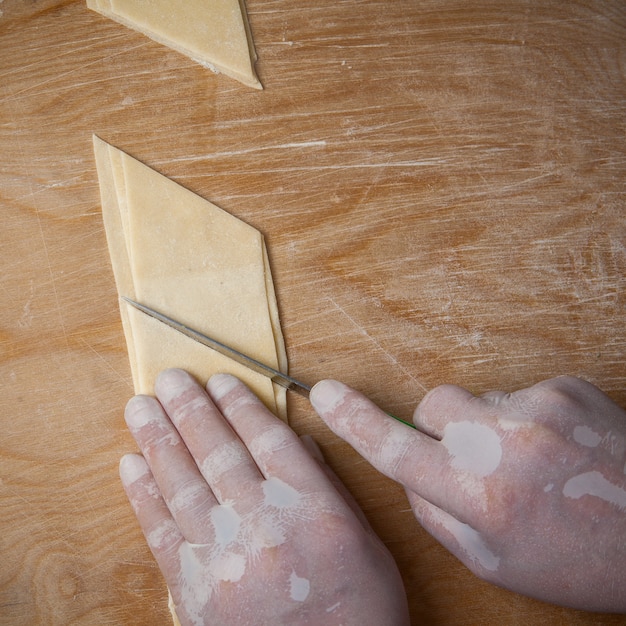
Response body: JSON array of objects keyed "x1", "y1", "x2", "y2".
[
  {"x1": 87, "y1": 0, "x2": 261, "y2": 89},
  {"x1": 93, "y1": 135, "x2": 287, "y2": 422}
]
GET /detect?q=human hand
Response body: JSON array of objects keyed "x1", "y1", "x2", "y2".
[
  {"x1": 119, "y1": 369, "x2": 409, "y2": 626},
  {"x1": 310, "y1": 376, "x2": 626, "y2": 613}
]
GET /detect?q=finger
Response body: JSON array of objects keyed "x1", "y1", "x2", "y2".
[
  {"x1": 310, "y1": 380, "x2": 463, "y2": 514},
  {"x1": 412, "y1": 384, "x2": 477, "y2": 439},
  {"x1": 154, "y1": 368, "x2": 263, "y2": 503},
  {"x1": 299, "y1": 435, "x2": 376, "y2": 535},
  {"x1": 124, "y1": 393, "x2": 216, "y2": 542},
  {"x1": 405, "y1": 489, "x2": 501, "y2": 580},
  {"x1": 205, "y1": 374, "x2": 329, "y2": 491},
  {"x1": 119, "y1": 454, "x2": 184, "y2": 580}
]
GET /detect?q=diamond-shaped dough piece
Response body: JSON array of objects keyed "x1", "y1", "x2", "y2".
[
  {"x1": 87, "y1": 0, "x2": 261, "y2": 89},
  {"x1": 93, "y1": 135, "x2": 287, "y2": 421}
]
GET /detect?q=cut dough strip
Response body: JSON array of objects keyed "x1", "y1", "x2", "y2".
[
  {"x1": 93, "y1": 135, "x2": 287, "y2": 421},
  {"x1": 87, "y1": 0, "x2": 262, "y2": 89}
]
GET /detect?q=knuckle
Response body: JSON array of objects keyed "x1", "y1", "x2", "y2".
[
  {"x1": 172, "y1": 391, "x2": 210, "y2": 426},
  {"x1": 169, "y1": 480, "x2": 211, "y2": 519},
  {"x1": 419, "y1": 384, "x2": 473, "y2": 415},
  {"x1": 248, "y1": 423, "x2": 297, "y2": 459},
  {"x1": 530, "y1": 376, "x2": 589, "y2": 416},
  {"x1": 201, "y1": 440, "x2": 249, "y2": 482},
  {"x1": 505, "y1": 376, "x2": 594, "y2": 425},
  {"x1": 223, "y1": 389, "x2": 263, "y2": 418},
  {"x1": 372, "y1": 425, "x2": 414, "y2": 477},
  {"x1": 540, "y1": 375, "x2": 582, "y2": 396}
]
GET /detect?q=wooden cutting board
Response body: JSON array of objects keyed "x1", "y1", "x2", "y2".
[{"x1": 1, "y1": 1, "x2": 624, "y2": 623}]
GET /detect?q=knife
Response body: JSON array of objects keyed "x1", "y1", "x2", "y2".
[{"x1": 122, "y1": 296, "x2": 416, "y2": 428}]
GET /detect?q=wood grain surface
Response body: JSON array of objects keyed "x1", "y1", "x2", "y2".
[{"x1": 1, "y1": 0, "x2": 625, "y2": 624}]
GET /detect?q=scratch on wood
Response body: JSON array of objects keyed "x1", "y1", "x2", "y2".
[
  {"x1": 160, "y1": 140, "x2": 328, "y2": 163},
  {"x1": 0, "y1": 38, "x2": 149, "y2": 103},
  {"x1": 327, "y1": 296, "x2": 428, "y2": 392},
  {"x1": 78, "y1": 337, "x2": 133, "y2": 388}
]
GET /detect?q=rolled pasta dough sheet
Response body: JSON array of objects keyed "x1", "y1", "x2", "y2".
[
  {"x1": 87, "y1": 0, "x2": 261, "y2": 89},
  {"x1": 93, "y1": 134, "x2": 287, "y2": 420}
]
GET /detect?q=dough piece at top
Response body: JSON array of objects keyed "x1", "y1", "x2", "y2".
[
  {"x1": 93, "y1": 135, "x2": 287, "y2": 421},
  {"x1": 87, "y1": 0, "x2": 261, "y2": 89}
]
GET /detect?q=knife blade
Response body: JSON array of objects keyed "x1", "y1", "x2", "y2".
[
  {"x1": 121, "y1": 296, "x2": 416, "y2": 428},
  {"x1": 121, "y1": 296, "x2": 311, "y2": 398}
]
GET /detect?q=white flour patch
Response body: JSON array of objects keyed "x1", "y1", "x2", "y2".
[
  {"x1": 173, "y1": 395, "x2": 208, "y2": 424},
  {"x1": 177, "y1": 543, "x2": 245, "y2": 625},
  {"x1": 172, "y1": 479, "x2": 325, "y2": 625},
  {"x1": 169, "y1": 481, "x2": 208, "y2": 515},
  {"x1": 147, "y1": 519, "x2": 179, "y2": 550},
  {"x1": 442, "y1": 421, "x2": 502, "y2": 477},
  {"x1": 249, "y1": 425, "x2": 294, "y2": 458},
  {"x1": 178, "y1": 543, "x2": 213, "y2": 626},
  {"x1": 211, "y1": 551, "x2": 246, "y2": 583},
  {"x1": 563, "y1": 471, "x2": 626, "y2": 510},
  {"x1": 263, "y1": 477, "x2": 301, "y2": 509},
  {"x1": 179, "y1": 543, "x2": 205, "y2": 586},
  {"x1": 210, "y1": 504, "x2": 242, "y2": 546},
  {"x1": 201, "y1": 440, "x2": 248, "y2": 482},
  {"x1": 573, "y1": 425, "x2": 602, "y2": 448},
  {"x1": 544, "y1": 483, "x2": 554, "y2": 493},
  {"x1": 454, "y1": 472, "x2": 487, "y2": 510},
  {"x1": 147, "y1": 485, "x2": 161, "y2": 499},
  {"x1": 326, "y1": 601, "x2": 341, "y2": 613},
  {"x1": 246, "y1": 479, "x2": 314, "y2": 557},
  {"x1": 289, "y1": 570, "x2": 310, "y2": 601}
]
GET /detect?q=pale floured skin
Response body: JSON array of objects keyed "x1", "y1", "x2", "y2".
[
  {"x1": 120, "y1": 369, "x2": 410, "y2": 626},
  {"x1": 310, "y1": 376, "x2": 626, "y2": 613}
]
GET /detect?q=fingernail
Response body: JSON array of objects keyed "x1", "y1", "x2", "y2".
[
  {"x1": 119, "y1": 454, "x2": 149, "y2": 486},
  {"x1": 124, "y1": 395, "x2": 158, "y2": 430},
  {"x1": 309, "y1": 379, "x2": 348, "y2": 414},
  {"x1": 206, "y1": 373, "x2": 240, "y2": 401},
  {"x1": 154, "y1": 368, "x2": 195, "y2": 403}
]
